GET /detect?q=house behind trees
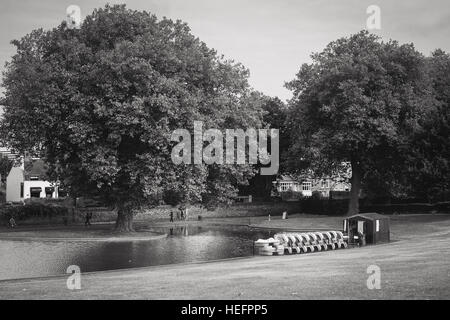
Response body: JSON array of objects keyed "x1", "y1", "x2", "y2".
[
  {"x1": 273, "y1": 174, "x2": 351, "y2": 201},
  {"x1": 6, "y1": 159, "x2": 60, "y2": 202}
]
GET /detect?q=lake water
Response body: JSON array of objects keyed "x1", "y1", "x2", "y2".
[{"x1": 0, "y1": 225, "x2": 274, "y2": 280}]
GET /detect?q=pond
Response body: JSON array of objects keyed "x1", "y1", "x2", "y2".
[{"x1": 0, "y1": 225, "x2": 276, "y2": 281}]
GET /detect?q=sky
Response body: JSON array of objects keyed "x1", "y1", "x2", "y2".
[{"x1": 0, "y1": 0, "x2": 449, "y2": 102}]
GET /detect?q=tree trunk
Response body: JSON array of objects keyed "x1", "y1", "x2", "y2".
[
  {"x1": 115, "y1": 204, "x2": 134, "y2": 232},
  {"x1": 347, "y1": 159, "x2": 361, "y2": 216},
  {"x1": 72, "y1": 197, "x2": 77, "y2": 223}
]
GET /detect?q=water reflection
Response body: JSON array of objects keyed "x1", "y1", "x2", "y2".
[{"x1": 0, "y1": 225, "x2": 272, "y2": 280}]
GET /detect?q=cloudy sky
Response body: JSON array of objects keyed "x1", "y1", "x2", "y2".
[{"x1": 0, "y1": 0, "x2": 449, "y2": 101}]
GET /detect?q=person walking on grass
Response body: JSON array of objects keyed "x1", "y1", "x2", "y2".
[
  {"x1": 170, "y1": 211, "x2": 174, "y2": 223},
  {"x1": 85, "y1": 212, "x2": 92, "y2": 227}
]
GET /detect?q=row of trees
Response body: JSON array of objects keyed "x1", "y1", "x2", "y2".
[{"x1": 1, "y1": 5, "x2": 448, "y2": 229}]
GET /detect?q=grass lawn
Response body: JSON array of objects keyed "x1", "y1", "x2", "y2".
[{"x1": 0, "y1": 213, "x2": 449, "y2": 299}]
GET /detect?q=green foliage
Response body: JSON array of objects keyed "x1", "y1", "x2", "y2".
[
  {"x1": 401, "y1": 50, "x2": 450, "y2": 201},
  {"x1": 0, "y1": 202, "x2": 69, "y2": 223},
  {"x1": 1, "y1": 4, "x2": 263, "y2": 219},
  {"x1": 285, "y1": 31, "x2": 434, "y2": 210},
  {"x1": 262, "y1": 96, "x2": 290, "y2": 169},
  {"x1": 0, "y1": 154, "x2": 13, "y2": 183},
  {"x1": 281, "y1": 189, "x2": 302, "y2": 201},
  {"x1": 239, "y1": 95, "x2": 287, "y2": 199},
  {"x1": 162, "y1": 189, "x2": 183, "y2": 206}
]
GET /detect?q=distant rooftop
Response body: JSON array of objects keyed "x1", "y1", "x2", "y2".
[
  {"x1": 24, "y1": 158, "x2": 47, "y2": 180},
  {"x1": 278, "y1": 174, "x2": 297, "y2": 182},
  {"x1": 347, "y1": 213, "x2": 389, "y2": 221},
  {"x1": 0, "y1": 147, "x2": 17, "y2": 160}
]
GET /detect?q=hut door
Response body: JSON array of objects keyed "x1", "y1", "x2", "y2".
[{"x1": 357, "y1": 221, "x2": 365, "y2": 234}]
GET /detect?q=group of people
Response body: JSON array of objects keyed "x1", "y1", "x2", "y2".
[{"x1": 169, "y1": 206, "x2": 189, "y2": 222}]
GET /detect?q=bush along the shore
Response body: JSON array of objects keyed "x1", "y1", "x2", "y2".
[{"x1": 0, "y1": 201, "x2": 69, "y2": 225}]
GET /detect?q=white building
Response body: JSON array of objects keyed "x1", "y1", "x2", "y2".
[
  {"x1": 313, "y1": 178, "x2": 350, "y2": 198},
  {"x1": 273, "y1": 175, "x2": 312, "y2": 198},
  {"x1": 6, "y1": 159, "x2": 59, "y2": 202},
  {"x1": 273, "y1": 174, "x2": 350, "y2": 200}
]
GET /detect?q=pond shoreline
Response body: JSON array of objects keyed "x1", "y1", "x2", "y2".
[
  {"x1": 2, "y1": 213, "x2": 448, "y2": 240},
  {"x1": 0, "y1": 234, "x2": 167, "y2": 242},
  {"x1": 0, "y1": 214, "x2": 449, "y2": 299}
]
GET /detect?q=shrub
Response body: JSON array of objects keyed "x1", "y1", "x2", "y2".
[
  {"x1": 281, "y1": 190, "x2": 302, "y2": 201},
  {"x1": 0, "y1": 202, "x2": 69, "y2": 224},
  {"x1": 162, "y1": 190, "x2": 183, "y2": 206}
]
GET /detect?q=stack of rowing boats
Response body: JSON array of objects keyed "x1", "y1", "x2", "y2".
[
  {"x1": 254, "y1": 238, "x2": 285, "y2": 256},
  {"x1": 254, "y1": 231, "x2": 348, "y2": 256}
]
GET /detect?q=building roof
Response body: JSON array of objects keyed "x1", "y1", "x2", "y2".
[
  {"x1": 346, "y1": 212, "x2": 389, "y2": 221},
  {"x1": 24, "y1": 159, "x2": 48, "y2": 180},
  {"x1": 7, "y1": 166, "x2": 24, "y2": 179},
  {"x1": 277, "y1": 174, "x2": 298, "y2": 182}
]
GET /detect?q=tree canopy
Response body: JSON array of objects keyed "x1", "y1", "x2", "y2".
[
  {"x1": 402, "y1": 49, "x2": 450, "y2": 201},
  {"x1": 0, "y1": 154, "x2": 13, "y2": 183},
  {"x1": 285, "y1": 30, "x2": 434, "y2": 214},
  {"x1": 1, "y1": 4, "x2": 263, "y2": 230}
]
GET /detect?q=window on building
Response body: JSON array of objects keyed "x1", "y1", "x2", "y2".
[
  {"x1": 280, "y1": 182, "x2": 290, "y2": 192},
  {"x1": 302, "y1": 181, "x2": 312, "y2": 191},
  {"x1": 30, "y1": 187, "x2": 42, "y2": 198},
  {"x1": 321, "y1": 179, "x2": 330, "y2": 188},
  {"x1": 45, "y1": 187, "x2": 54, "y2": 198}
]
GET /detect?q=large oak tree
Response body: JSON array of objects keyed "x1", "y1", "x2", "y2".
[
  {"x1": 285, "y1": 31, "x2": 433, "y2": 215},
  {"x1": 1, "y1": 5, "x2": 262, "y2": 231}
]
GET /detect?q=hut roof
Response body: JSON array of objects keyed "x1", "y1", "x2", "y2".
[{"x1": 346, "y1": 212, "x2": 389, "y2": 221}]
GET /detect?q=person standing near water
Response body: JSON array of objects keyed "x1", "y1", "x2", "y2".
[
  {"x1": 170, "y1": 211, "x2": 174, "y2": 222},
  {"x1": 179, "y1": 206, "x2": 184, "y2": 221}
]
